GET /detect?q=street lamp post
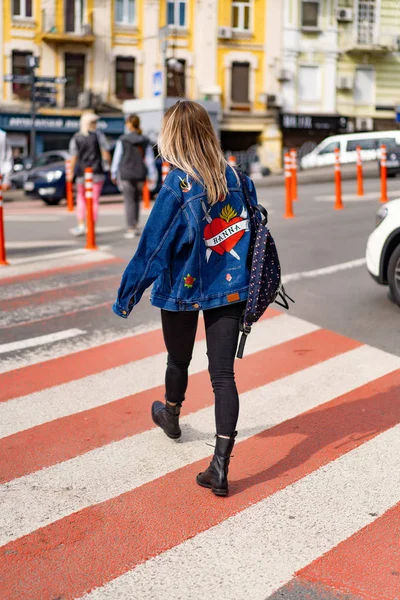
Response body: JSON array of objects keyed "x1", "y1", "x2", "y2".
[{"x1": 26, "y1": 55, "x2": 40, "y2": 163}]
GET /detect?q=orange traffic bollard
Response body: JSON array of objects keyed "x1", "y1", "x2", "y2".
[
  {"x1": 290, "y1": 148, "x2": 298, "y2": 201},
  {"x1": 162, "y1": 161, "x2": 170, "y2": 183},
  {"x1": 65, "y1": 159, "x2": 74, "y2": 212},
  {"x1": 0, "y1": 175, "x2": 8, "y2": 266},
  {"x1": 356, "y1": 146, "x2": 364, "y2": 197},
  {"x1": 84, "y1": 168, "x2": 97, "y2": 251},
  {"x1": 334, "y1": 147, "x2": 343, "y2": 210},
  {"x1": 380, "y1": 144, "x2": 388, "y2": 203},
  {"x1": 227, "y1": 155, "x2": 237, "y2": 168},
  {"x1": 142, "y1": 181, "x2": 151, "y2": 210},
  {"x1": 284, "y1": 152, "x2": 294, "y2": 218}
]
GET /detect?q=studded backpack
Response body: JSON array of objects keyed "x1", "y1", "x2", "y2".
[{"x1": 236, "y1": 170, "x2": 294, "y2": 359}]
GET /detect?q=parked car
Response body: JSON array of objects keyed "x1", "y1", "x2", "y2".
[
  {"x1": 24, "y1": 158, "x2": 119, "y2": 205},
  {"x1": 366, "y1": 199, "x2": 400, "y2": 307},
  {"x1": 10, "y1": 157, "x2": 33, "y2": 189},
  {"x1": 23, "y1": 149, "x2": 162, "y2": 205},
  {"x1": 301, "y1": 130, "x2": 400, "y2": 170},
  {"x1": 380, "y1": 144, "x2": 400, "y2": 178}
]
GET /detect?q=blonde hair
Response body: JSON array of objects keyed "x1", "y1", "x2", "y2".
[
  {"x1": 79, "y1": 111, "x2": 98, "y2": 136},
  {"x1": 159, "y1": 100, "x2": 231, "y2": 205}
]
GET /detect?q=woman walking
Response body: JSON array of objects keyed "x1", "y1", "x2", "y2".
[
  {"x1": 113, "y1": 100, "x2": 258, "y2": 496},
  {"x1": 68, "y1": 111, "x2": 111, "y2": 236},
  {"x1": 111, "y1": 114, "x2": 157, "y2": 239}
]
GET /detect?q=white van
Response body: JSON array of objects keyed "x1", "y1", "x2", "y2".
[{"x1": 300, "y1": 130, "x2": 400, "y2": 170}]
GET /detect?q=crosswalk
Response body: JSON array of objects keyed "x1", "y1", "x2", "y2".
[{"x1": 1, "y1": 253, "x2": 400, "y2": 600}]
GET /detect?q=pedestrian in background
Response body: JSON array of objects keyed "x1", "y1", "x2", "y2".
[
  {"x1": 111, "y1": 114, "x2": 157, "y2": 239},
  {"x1": 0, "y1": 128, "x2": 13, "y2": 191},
  {"x1": 113, "y1": 100, "x2": 259, "y2": 497},
  {"x1": 68, "y1": 111, "x2": 111, "y2": 237}
]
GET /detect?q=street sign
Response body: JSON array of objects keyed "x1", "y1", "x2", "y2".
[
  {"x1": 3, "y1": 74, "x2": 31, "y2": 84},
  {"x1": 35, "y1": 76, "x2": 67, "y2": 84},
  {"x1": 152, "y1": 71, "x2": 163, "y2": 97}
]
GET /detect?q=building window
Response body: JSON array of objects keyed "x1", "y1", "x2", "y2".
[
  {"x1": 12, "y1": 0, "x2": 32, "y2": 18},
  {"x1": 354, "y1": 67, "x2": 375, "y2": 105},
  {"x1": 116, "y1": 57, "x2": 135, "y2": 100},
  {"x1": 301, "y1": 1, "x2": 320, "y2": 28},
  {"x1": 12, "y1": 51, "x2": 32, "y2": 99},
  {"x1": 357, "y1": 0, "x2": 377, "y2": 45},
  {"x1": 166, "y1": 59, "x2": 186, "y2": 97},
  {"x1": 298, "y1": 65, "x2": 320, "y2": 101},
  {"x1": 64, "y1": 53, "x2": 85, "y2": 107},
  {"x1": 116, "y1": 0, "x2": 135, "y2": 25},
  {"x1": 232, "y1": 0, "x2": 251, "y2": 31},
  {"x1": 65, "y1": 0, "x2": 85, "y2": 32},
  {"x1": 167, "y1": 0, "x2": 186, "y2": 28},
  {"x1": 231, "y1": 62, "x2": 250, "y2": 105}
]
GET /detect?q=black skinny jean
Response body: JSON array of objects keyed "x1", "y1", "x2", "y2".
[{"x1": 161, "y1": 301, "x2": 246, "y2": 436}]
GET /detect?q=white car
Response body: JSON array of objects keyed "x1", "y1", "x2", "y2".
[{"x1": 366, "y1": 199, "x2": 400, "y2": 306}]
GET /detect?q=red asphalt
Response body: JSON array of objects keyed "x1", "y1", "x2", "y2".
[
  {"x1": 0, "y1": 274, "x2": 121, "y2": 311},
  {"x1": 0, "y1": 256, "x2": 123, "y2": 287},
  {"x1": 1, "y1": 365, "x2": 399, "y2": 600},
  {"x1": 0, "y1": 309, "x2": 282, "y2": 403},
  {"x1": 297, "y1": 501, "x2": 400, "y2": 600},
  {"x1": 0, "y1": 327, "x2": 358, "y2": 482}
]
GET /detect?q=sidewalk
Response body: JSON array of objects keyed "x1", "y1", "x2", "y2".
[{"x1": 255, "y1": 160, "x2": 379, "y2": 188}]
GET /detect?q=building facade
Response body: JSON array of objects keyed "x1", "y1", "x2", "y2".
[
  {"x1": 279, "y1": 0, "x2": 400, "y2": 155},
  {"x1": 0, "y1": 0, "x2": 284, "y2": 169}
]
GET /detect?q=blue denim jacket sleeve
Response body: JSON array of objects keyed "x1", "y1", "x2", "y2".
[{"x1": 113, "y1": 183, "x2": 184, "y2": 318}]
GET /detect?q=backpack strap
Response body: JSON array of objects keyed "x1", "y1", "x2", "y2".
[{"x1": 237, "y1": 169, "x2": 268, "y2": 227}]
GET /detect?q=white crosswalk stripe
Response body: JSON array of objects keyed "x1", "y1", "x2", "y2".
[{"x1": 0, "y1": 256, "x2": 399, "y2": 600}]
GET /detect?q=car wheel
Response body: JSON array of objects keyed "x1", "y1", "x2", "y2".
[
  {"x1": 387, "y1": 244, "x2": 400, "y2": 307},
  {"x1": 42, "y1": 197, "x2": 61, "y2": 206}
]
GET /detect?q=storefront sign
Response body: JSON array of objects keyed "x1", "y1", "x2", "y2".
[
  {"x1": 0, "y1": 113, "x2": 125, "y2": 135},
  {"x1": 281, "y1": 114, "x2": 348, "y2": 131}
]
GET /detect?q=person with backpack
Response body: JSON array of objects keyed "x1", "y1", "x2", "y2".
[
  {"x1": 113, "y1": 100, "x2": 262, "y2": 498},
  {"x1": 111, "y1": 114, "x2": 157, "y2": 239},
  {"x1": 68, "y1": 111, "x2": 111, "y2": 237}
]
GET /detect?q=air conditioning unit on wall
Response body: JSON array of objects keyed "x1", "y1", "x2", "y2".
[
  {"x1": 277, "y1": 68, "x2": 292, "y2": 82},
  {"x1": 218, "y1": 26, "x2": 232, "y2": 40},
  {"x1": 356, "y1": 117, "x2": 374, "y2": 131},
  {"x1": 337, "y1": 75, "x2": 353, "y2": 91},
  {"x1": 336, "y1": 8, "x2": 353, "y2": 22},
  {"x1": 267, "y1": 94, "x2": 282, "y2": 108}
]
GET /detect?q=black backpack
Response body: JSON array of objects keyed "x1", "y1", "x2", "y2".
[
  {"x1": 236, "y1": 170, "x2": 294, "y2": 358},
  {"x1": 119, "y1": 136, "x2": 148, "y2": 182}
]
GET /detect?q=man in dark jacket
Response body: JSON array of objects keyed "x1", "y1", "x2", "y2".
[{"x1": 111, "y1": 114, "x2": 157, "y2": 239}]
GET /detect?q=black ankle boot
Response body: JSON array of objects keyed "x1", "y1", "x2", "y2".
[
  {"x1": 151, "y1": 401, "x2": 181, "y2": 439},
  {"x1": 196, "y1": 432, "x2": 237, "y2": 496}
]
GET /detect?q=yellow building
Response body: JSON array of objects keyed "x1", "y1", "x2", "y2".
[{"x1": 0, "y1": 0, "x2": 282, "y2": 168}]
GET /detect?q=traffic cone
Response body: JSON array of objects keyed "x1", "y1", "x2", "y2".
[
  {"x1": 84, "y1": 168, "x2": 97, "y2": 250},
  {"x1": 356, "y1": 146, "x2": 364, "y2": 197},
  {"x1": 284, "y1": 153, "x2": 294, "y2": 219},
  {"x1": 65, "y1": 159, "x2": 74, "y2": 212},
  {"x1": 380, "y1": 144, "x2": 388, "y2": 203},
  {"x1": 334, "y1": 148, "x2": 343, "y2": 210},
  {"x1": 143, "y1": 181, "x2": 151, "y2": 210},
  {"x1": 0, "y1": 176, "x2": 8, "y2": 266},
  {"x1": 290, "y1": 148, "x2": 298, "y2": 201},
  {"x1": 162, "y1": 161, "x2": 170, "y2": 183}
]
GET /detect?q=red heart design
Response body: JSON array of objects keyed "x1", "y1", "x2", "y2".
[{"x1": 204, "y1": 217, "x2": 245, "y2": 256}]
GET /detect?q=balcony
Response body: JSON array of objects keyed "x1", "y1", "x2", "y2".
[
  {"x1": 40, "y1": 10, "x2": 95, "y2": 44},
  {"x1": 342, "y1": 28, "x2": 399, "y2": 55}
]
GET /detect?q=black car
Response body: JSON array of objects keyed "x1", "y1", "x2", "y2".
[
  {"x1": 23, "y1": 149, "x2": 162, "y2": 205},
  {"x1": 379, "y1": 144, "x2": 400, "y2": 178}
]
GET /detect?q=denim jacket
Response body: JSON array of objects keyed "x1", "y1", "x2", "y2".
[{"x1": 113, "y1": 165, "x2": 258, "y2": 317}]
